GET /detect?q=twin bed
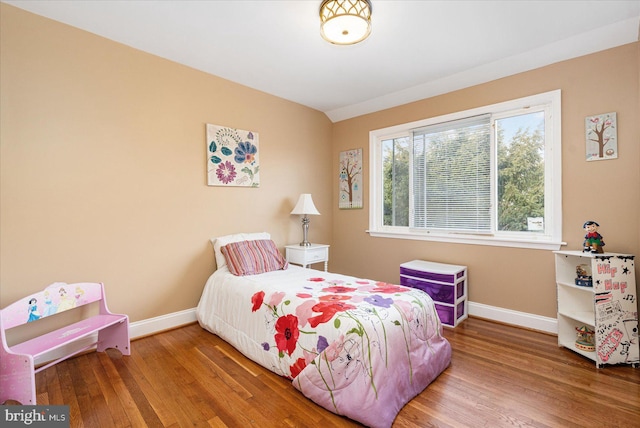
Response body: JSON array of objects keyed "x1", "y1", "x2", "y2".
[{"x1": 196, "y1": 233, "x2": 452, "y2": 427}]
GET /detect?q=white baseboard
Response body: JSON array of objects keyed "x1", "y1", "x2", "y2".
[
  {"x1": 147, "y1": 305, "x2": 557, "y2": 336},
  {"x1": 33, "y1": 304, "x2": 554, "y2": 366},
  {"x1": 142, "y1": 305, "x2": 557, "y2": 335},
  {"x1": 129, "y1": 308, "x2": 198, "y2": 339},
  {"x1": 468, "y1": 301, "x2": 557, "y2": 334}
]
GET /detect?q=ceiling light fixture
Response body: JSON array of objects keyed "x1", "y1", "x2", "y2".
[{"x1": 319, "y1": 0, "x2": 372, "y2": 45}]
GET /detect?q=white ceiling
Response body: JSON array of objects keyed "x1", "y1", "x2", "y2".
[{"x1": 5, "y1": 1, "x2": 640, "y2": 122}]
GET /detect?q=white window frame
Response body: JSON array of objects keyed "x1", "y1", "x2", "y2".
[{"x1": 369, "y1": 90, "x2": 563, "y2": 251}]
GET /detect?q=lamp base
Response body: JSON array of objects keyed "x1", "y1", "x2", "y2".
[{"x1": 299, "y1": 215, "x2": 312, "y2": 247}]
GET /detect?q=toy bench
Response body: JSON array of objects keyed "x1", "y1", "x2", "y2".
[{"x1": 1, "y1": 282, "x2": 129, "y2": 405}]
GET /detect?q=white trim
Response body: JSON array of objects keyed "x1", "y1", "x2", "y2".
[
  {"x1": 468, "y1": 301, "x2": 557, "y2": 334},
  {"x1": 129, "y1": 308, "x2": 197, "y2": 339},
  {"x1": 326, "y1": 17, "x2": 638, "y2": 122},
  {"x1": 368, "y1": 229, "x2": 566, "y2": 251},
  {"x1": 34, "y1": 304, "x2": 556, "y2": 365}
]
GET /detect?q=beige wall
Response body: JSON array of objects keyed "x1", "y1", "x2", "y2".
[
  {"x1": 2, "y1": 4, "x2": 639, "y2": 325},
  {"x1": 0, "y1": 4, "x2": 333, "y2": 321},
  {"x1": 330, "y1": 42, "x2": 640, "y2": 319}
]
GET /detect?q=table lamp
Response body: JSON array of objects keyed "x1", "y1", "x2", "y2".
[{"x1": 291, "y1": 194, "x2": 320, "y2": 246}]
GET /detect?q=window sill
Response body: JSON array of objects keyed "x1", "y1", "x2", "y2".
[{"x1": 367, "y1": 230, "x2": 565, "y2": 251}]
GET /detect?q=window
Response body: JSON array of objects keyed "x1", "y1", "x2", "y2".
[
  {"x1": 369, "y1": 90, "x2": 562, "y2": 250},
  {"x1": 382, "y1": 136, "x2": 410, "y2": 227}
]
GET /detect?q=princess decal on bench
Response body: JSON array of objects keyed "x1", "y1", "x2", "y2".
[
  {"x1": 25, "y1": 284, "x2": 80, "y2": 324},
  {"x1": 56, "y1": 285, "x2": 77, "y2": 312},
  {"x1": 42, "y1": 290, "x2": 57, "y2": 317},
  {"x1": 27, "y1": 298, "x2": 41, "y2": 322},
  {"x1": 1, "y1": 282, "x2": 130, "y2": 405}
]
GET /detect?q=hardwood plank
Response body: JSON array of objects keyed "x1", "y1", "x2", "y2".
[
  {"x1": 68, "y1": 355, "x2": 110, "y2": 427},
  {"x1": 54, "y1": 359, "x2": 85, "y2": 428},
  {"x1": 131, "y1": 337, "x2": 212, "y2": 427},
  {"x1": 91, "y1": 351, "x2": 138, "y2": 428},
  {"x1": 153, "y1": 333, "x2": 220, "y2": 423},
  {"x1": 111, "y1": 339, "x2": 173, "y2": 427},
  {"x1": 206, "y1": 416, "x2": 229, "y2": 427},
  {"x1": 32, "y1": 318, "x2": 639, "y2": 427}
]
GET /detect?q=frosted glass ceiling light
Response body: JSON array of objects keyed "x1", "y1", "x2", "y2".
[{"x1": 320, "y1": 0, "x2": 372, "y2": 45}]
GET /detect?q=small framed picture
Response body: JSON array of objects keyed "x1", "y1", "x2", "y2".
[
  {"x1": 206, "y1": 124, "x2": 260, "y2": 187},
  {"x1": 585, "y1": 112, "x2": 617, "y2": 161},
  {"x1": 339, "y1": 148, "x2": 363, "y2": 209}
]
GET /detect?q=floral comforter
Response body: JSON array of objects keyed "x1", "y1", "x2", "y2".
[{"x1": 196, "y1": 265, "x2": 451, "y2": 428}]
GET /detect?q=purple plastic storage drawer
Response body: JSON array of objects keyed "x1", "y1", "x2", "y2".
[
  {"x1": 400, "y1": 276, "x2": 461, "y2": 304},
  {"x1": 456, "y1": 280, "x2": 465, "y2": 299},
  {"x1": 435, "y1": 304, "x2": 454, "y2": 326},
  {"x1": 400, "y1": 260, "x2": 466, "y2": 284},
  {"x1": 457, "y1": 300, "x2": 465, "y2": 319},
  {"x1": 400, "y1": 267, "x2": 458, "y2": 284},
  {"x1": 400, "y1": 260, "x2": 468, "y2": 327},
  {"x1": 435, "y1": 301, "x2": 466, "y2": 327}
]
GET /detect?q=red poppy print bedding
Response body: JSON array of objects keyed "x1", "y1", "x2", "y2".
[{"x1": 196, "y1": 264, "x2": 451, "y2": 428}]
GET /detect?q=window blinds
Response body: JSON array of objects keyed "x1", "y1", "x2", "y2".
[{"x1": 412, "y1": 114, "x2": 491, "y2": 232}]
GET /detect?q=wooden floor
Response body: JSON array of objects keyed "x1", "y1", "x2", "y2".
[{"x1": 33, "y1": 317, "x2": 640, "y2": 427}]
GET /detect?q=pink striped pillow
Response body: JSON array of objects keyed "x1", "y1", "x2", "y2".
[{"x1": 221, "y1": 239, "x2": 288, "y2": 276}]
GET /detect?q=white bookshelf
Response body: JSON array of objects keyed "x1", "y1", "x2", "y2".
[{"x1": 554, "y1": 250, "x2": 639, "y2": 368}]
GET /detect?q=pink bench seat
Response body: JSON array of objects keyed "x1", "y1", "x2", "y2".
[
  {"x1": 11, "y1": 314, "x2": 127, "y2": 361},
  {"x1": 1, "y1": 282, "x2": 129, "y2": 405}
]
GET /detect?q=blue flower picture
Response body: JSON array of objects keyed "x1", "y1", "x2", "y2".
[{"x1": 207, "y1": 124, "x2": 260, "y2": 187}]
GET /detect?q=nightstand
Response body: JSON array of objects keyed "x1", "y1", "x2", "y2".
[{"x1": 285, "y1": 244, "x2": 329, "y2": 272}]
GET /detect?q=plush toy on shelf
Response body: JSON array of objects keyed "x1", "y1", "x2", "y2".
[{"x1": 582, "y1": 220, "x2": 605, "y2": 253}]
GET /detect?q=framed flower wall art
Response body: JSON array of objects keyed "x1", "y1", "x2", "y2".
[
  {"x1": 585, "y1": 112, "x2": 617, "y2": 161},
  {"x1": 207, "y1": 124, "x2": 260, "y2": 187}
]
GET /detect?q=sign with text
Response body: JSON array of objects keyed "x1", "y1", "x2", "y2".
[
  {"x1": 1, "y1": 406, "x2": 69, "y2": 427},
  {"x1": 593, "y1": 255, "x2": 639, "y2": 366}
]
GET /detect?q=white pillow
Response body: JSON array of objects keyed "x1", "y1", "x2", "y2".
[{"x1": 211, "y1": 232, "x2": 271, "y2": 269}]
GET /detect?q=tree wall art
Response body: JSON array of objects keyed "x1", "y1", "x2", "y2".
[
  {"x1": 585, "y1": 112, "x2": 617, "y2": 161},
  {"x1": 339, "y1": 148, "x2": 363, "y2": 209}
]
